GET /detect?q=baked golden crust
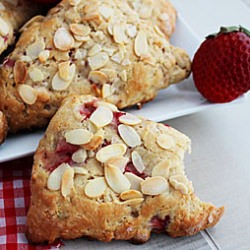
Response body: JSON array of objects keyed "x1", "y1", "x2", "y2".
[
  {"x1": 0, "y1": 111, "x2": 8, "y2": 144},
  {"x1": 0, "y1": 0, "x2": 40, "y2": 56},
  {"x1": 26, "y1": 95, "x2": 224, "y2": 244},
  {"x1": 0, "y1": 0, "x2": 190, "y2": 135}
]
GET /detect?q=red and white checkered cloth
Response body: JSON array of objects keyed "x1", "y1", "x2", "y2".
[{"x1": 0, "y1": 156, "x2": 62, "y2": 250}]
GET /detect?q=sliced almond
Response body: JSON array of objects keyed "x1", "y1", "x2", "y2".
[
  {"x1": 38, "y1": 50, "x2": 50, "y2": 62},
  {"x1": 47, "y1": 163, "x2": 70, "y2": 191},
  {"x1": 99, "y1": 5, "x2": 113, "y2": 20},
  {"x1": 96, "y1": 143, "x2": 127, "y2": 163},
  {"x1": 52, "y1": 64, "x2": 75, "y2": 91},
  {"x1": 126, "y1": 24, "x2": 137, "y2": 38},
  {"x1": 65, "y1": 128, "x2": 93, "y2": 145},
  {"x1": 89, "y1": 70, "x2": 107, "y2": 85},
  {"x1": 68, "y1": 0, "x2": 80, "y2": 5},
  {"x1": 20, "y1": 55, "x2": 32, "y2": 62},
  {"x1": 131, "y1": 151, "x2": 145, "y2": 174},
  {"x1": 156, "y1": 134, "x2": 175, "y2": 150},
  {"x1": 122, "y1": 198, "x2": 144, "y2": 205},
  {"x1": 120, "y1": 190, "x2": 143, "y2": 200},
  {"x1": 0, "y1": 17, "x2": 9, "y2": 36},
  {"x1": 81, "y1": 129, "x2": 104, "y2": 150},
  {"x1": 141, "y1": 176, "x2": 169, "y2": 196},
  {"x1": 54, "y1": 27, "x2": 74, "y2": 51},
  {"x1": 89, "y1": 106, "x2": 113, "y2": 128},
  {"x1": 105, "y1": 165, "x2": 131, "y2": 193},
  {"x1": 18, "y1": 84, "x2": 37, "y2": 105},
  {"x1": 134, "y1": 30, "x2": 148, "y2": 57},
  {"x1": 61, "y1": 167, "x2": 74, "y2": 198},
  {"x1": 88, "y1": 44, "x2": 102, "y2": 57},
  {"x1": 118, "y1": 113, "x2": 141, "y2": 125},
  {"x1": 96, "y1": 100, "x2": 118, "y2": 112},
  {"x1": 85, "y1": 177, "x2": 107, "y2": 198},
  {"x1": 169, "y1": 175, "x2": 190, "y2": 195},
  {"x1": 70, "y1": 23, "x2": 90, "y2": 37},
  {"x1": 73, "y1": 166, "x2": 88, "y2": 175},
  {"x1": 87, "y1": 52, "x2": 109, "y2": 70},
  {"x1": 124, "y1": 172, "x2": 143, "y2": 191},
  {"x1": 100, "y1": 68, "x2": 116, "y2": 82},
  {"x1": 119, "y1": 70, "x2": 127, "y2": 82},
  {"x1": 14, "y1": 61, "x2": 27, "y2": 84},
  {"x1": 58, "y1": 61, "x2": 71, "y2": 81},
  {"x1": 111, "y1": 50, "x2": 124, "y2": 64},
  {"x1": 26, "y1": 40, "x2": 45, "y2": 60},
  {"x1": 105, "y1": 156, "x2": 129, "y2": 173},
  {"x1": 113, "y1": 24, "x2": 127, "y2": 44},
  {"x1": 72, "y1": 148, "x2": 87, "y2": 163},
  {"x1": 118, "y1": 124, "x2": 141, "y2": 148},
  {"x1": 138, "y1": 5, "x2": 153, "y2": 19},
  {"x1": 29, "y1": 68, "x2": 44, "y2": 82},
  {"x1": 74, "y1": 35, "x2": 90, "y2": 42},
  {"x1": 102, "y1": 84, "x2": 112, "y2": 98},
  {"x1": 152, "y1": 160, "x2": 170, "y2": 178}
]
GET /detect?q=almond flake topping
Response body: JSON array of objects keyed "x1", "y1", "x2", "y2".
[
  {"x1": 72, "y1": 148, "x2": 87, "y2": 163},
  {"x1": 89, "y1": 106, "x2": 113, "y2": 128},
  {"x1": 18, "y1": 84, "x2": 37, "y2": 105},
  {"x1": 151, "y1": 160, "x2": 170, "y2": 179},
  {"x1": 54, "y1": 27, "x2": 74, "y2": 51},
  {"x1": 70, "y1": 23, "x2": 90, "y2": 37},
  {"x1": 52, "y1": 64, "x2": 75, "y2": 91},
  {"x1": 73, "y1": 166, "x2": 88, "y2": 175},
  {"x1": 105, "y1": 165, "x2": 131, "y2": 193},
  {"x1": 138, "y1": 5, "x2": 153, "y2": 19},
  {"x1": 29, "y1": 68, "x2": 44, "y2": 82},
  {"x1": 61, "y1": 167, "x2": 74, "y2": 198},
  {"x1": 96, "y1": 100, "x2": 118, "y2": 112},
  {"x1": 85, "y1": 177, "x2": 107, "y2": 198},
  {"x1": 156, "y1": 134, "x2": 175, "y2": 150},
  {"x1": 99, "y1": 5, "x2": 114, "y2": 20},
  {"x1": 102, "y1": 84, "x2": 112, "y2": 98},
  {"x1": 88, "y1": 44, "x2": 102, "y2": 57},
  {"x1": 118, "y1": 124, "x2": 141, "y2": 148},
  {"x1": 87, "y1": 52, "x2": 109, "y2": 70},
  {"x1": 65, "y1": 128, "x2": 93, "y2": 145},
  {"x1": 89, "y1": 70, "x2": 107, "y2": 85},
  {"x1": 119, "y1": 113, "x2": 141, "y2": 125},
  {"x1": 47, "y1": 163, "x2": 70, "y2": 191},
  {"x1": 38, "y1": 50, "x2": 50, "y2": 62},
  {"x1": 131, "y1": 151, "x2": 145, "y2": 174},
  {"x1": 96, "y1": 143, "x2": 127, "y2": 163},
  {"x1": 134, "y1": 30, "x2": 148, "y2": 57},
  {"x1": 26, "y1": 40, "x2": 45, "y2": 59},
  {"x1": 58, "y1": 61, "x2": 71, "y2": 81},
  {"x1": 124, "y1": 172, "x2": 144, "y2": 191},
  {"x1": 120, "y1": 190, "x2": 143, "y2": 200},
  {"x1": 68, "y1": 0, "x2": 80, "y2": 5},
  {"x1": 105, "y1": 156, "x2": 129, "y2": 173},
  {"x1": 0, "y1": 17, "x2": 9, "y2": 36},
  {"x1": 113, "y1": 24, "x2": 127, "y2": 44},
  {"x1": 141, "y1": 176, "x2": 169, "y2": 196},
  {"x1": 126, "y1": 24, "x2": 137, "y2": 38},
  {"x1": 169, "y1": 175, "x2": 190, "y2": 195}
]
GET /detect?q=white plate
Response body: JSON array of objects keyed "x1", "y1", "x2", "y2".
[{"x1": 0, "y1": 14, "x2": 244, "y2": 163}]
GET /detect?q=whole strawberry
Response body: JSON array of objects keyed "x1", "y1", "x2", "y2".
[{"x1": 192, "y1": 26, "x2": 250, "y2": 103}]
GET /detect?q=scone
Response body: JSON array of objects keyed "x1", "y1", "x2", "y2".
[
  {"x1": 0, "y1": 0, "x2": 191, "y2": 137},
  {"x1": 26, "y1": 95, "x2": 224, "y2": 244},
  {"x1": 0, "y1": 0, "x2": 40, "y2": 56},
  {"x1": 0, "y1": 111, "x2": 7, "y2": 144}
]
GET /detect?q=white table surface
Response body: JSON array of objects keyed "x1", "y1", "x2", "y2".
[{"x1": 65, "y1": 1, "x2": 250, "y2": 249}]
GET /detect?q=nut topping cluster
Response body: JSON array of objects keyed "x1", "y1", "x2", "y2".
[{"x1": 46, "y1": 99, "x2": 192, "y2": 200}]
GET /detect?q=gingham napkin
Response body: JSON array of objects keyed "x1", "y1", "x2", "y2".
[{"x1": 0, "y1": 156, "x2": 61, "y2": 250}]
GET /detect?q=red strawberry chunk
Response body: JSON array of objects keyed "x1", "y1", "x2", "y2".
[{"x1": 151, "y1": 215, "x2": 170, "y2": 233}]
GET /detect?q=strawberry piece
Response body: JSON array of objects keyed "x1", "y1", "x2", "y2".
[{"x1": 192, "y1": 26, "x2": 250, "y2": 103}]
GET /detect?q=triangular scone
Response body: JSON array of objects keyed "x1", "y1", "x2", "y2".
[
  {"x1": 0, "y1": 0, "x2": 40, "y2": 56},
  {"x1": 0, "y1": 0, "x2": 191, "y2": 135},
  {"x1": 26, "y1": 95, "x2": 224, "y2": 244}
]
